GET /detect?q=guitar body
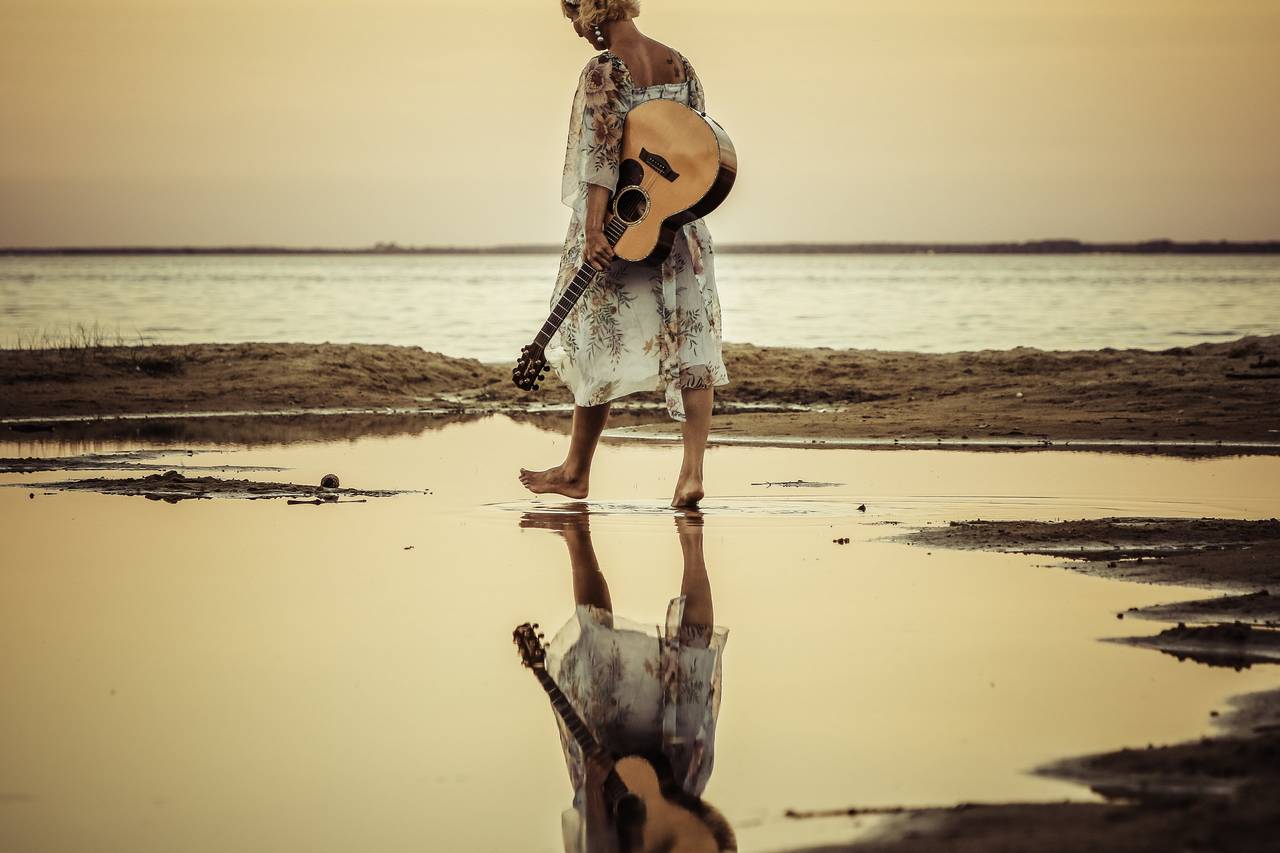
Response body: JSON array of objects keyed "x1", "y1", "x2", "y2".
[
  {"x1": 614, "y1": 757, "x2": 719, "y2": 852},
  {"x1": 611, "y1": 100, "x2": 738, "y2": 265}
]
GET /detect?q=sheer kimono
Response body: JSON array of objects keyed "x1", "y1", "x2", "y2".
[
  {"x1": 547, "y1": 50, "x2": 730, "y2": 422},
  {"x1": 544, "y1": 597, "x2": 729, "y2": 853}
]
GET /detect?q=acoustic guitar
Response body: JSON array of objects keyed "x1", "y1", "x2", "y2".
[
  {"x1": 512, "y1": 622, "x2": 718, "y2": 852},
  {"x1": 511, "y1": 99, "x2": 737, "y2": 392}
]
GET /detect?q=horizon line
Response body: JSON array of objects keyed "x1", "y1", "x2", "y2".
[{"x1": 3, "y1": 238, "x2": 1280, "y2": 256}]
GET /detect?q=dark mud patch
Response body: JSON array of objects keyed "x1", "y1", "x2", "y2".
[
  {"x1": 1106, "y1": 623, "x2": 1280, "y2": 669},
  {"x1": 1036, "y1": 686, "x2": 1280, "y2": 804},
  {"x1": 17, "y1": 470, "x2": 411, "y2": 502},
  {"x1": 900, "y1": 517, "x2": 1280, "y2": 592},
  {"x1": 1125, "y1": 590, "x2": 1280, "y2": 628}
]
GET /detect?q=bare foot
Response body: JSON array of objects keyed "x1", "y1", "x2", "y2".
[
  {"x1": 674, "y1": 510, "x2": 704, "y2": 530},
  {"x1": 519, "y1": 505, "x2": 591, "y2": 533},
  {"x1": 519, "y1": 465, "x2": 589, "y2": 499},
  {"x1": 671, "y1": 471, "x2": 704, "y2": 508}
]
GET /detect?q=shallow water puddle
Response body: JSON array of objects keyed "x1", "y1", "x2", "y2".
[{"x1": 2, "y1": 415, "x2": 1279, "y2": 852}]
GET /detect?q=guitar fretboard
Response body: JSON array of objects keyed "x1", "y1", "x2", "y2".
[
  {"x1": 533, "y1": 217, "x2": 629, "y2": 350},
  {"x1": 533, "y1": 667, "x2": 606, "y2": 760},
  {"x1": 532, "y1": 665, "x2": 630, "y2": 807}
]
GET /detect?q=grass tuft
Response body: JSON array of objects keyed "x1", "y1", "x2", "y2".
[{"x1": 3, "y1": 322, "x2": 190, "y2": 375}]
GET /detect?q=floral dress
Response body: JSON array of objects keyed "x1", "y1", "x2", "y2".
[
  {"x1": 548, "y1": 50, "x2": 730, "y2": 422},
  {"x1": 545, "y1": 597, "x2": 729, "y2": 853}
]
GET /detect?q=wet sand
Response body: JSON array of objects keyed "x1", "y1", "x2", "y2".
[
  {"x1": 903, "y1": 518, "x2": 1280, "y2": 592},
  {"x1": 4, "y1": 336, "x2": 1279, "y2": 448},
  {"x1": 845, "y1": 516, "x2": 1280, "y2": 853}
]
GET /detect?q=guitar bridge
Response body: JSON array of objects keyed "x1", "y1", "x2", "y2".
[{"x1": 640, "y1": 148, "x2": 679, "y2": 182}]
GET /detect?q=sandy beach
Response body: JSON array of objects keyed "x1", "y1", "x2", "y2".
[{"x1": 3, "y1": 336, "x2": 1279, "y2": 449}]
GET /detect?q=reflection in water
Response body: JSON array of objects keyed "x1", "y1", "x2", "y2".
[
  {"x1": 516, "y1": 507, "x2": 735, "y2": 852},
  {"x1": 4, "y1": 419, "x2": 1280, "y2": 850},
  {"x1": 2, "y1": 410, "x2": 666, "y2": 453}
]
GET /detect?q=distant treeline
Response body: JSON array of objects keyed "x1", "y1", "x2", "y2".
[{"x1": 4, "y1": 239, "x2": 1280, "y2": 256}]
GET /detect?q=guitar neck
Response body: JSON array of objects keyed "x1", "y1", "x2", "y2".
[
  {"x1": 532, "y1": 216, "x2": 628, "y2": 350},
  {"x1": 532, "y1": 666, "x2": 630, "y2": 805},
  {"x1": 533, "y1": 666, "x2": 607, "y2": 760}
]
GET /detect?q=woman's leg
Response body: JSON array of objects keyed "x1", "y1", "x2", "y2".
[
  {"x1": 676, "y1": 513, "x2": 713, "y2": 631},
  {"x1": 520, "y1": 402, "x2": 610, "y2": 499},
  {"x1": 564, "y1": 515, "x2": 612, "y2": 613},
  {"x1": 672, "y1": 387, "x2": 712, "y2": 508},
  {"x1": 518, "y1": 509, "x2": 611, "y2": 610}
]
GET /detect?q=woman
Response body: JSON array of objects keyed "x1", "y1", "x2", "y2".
[
  {"x1": 519, "y1": 507, "x2": 735, "y2": 852},
  {"x1": 519, "y1": 0, "x2": 730, "y2": 509}
]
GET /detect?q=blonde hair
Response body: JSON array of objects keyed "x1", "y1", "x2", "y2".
[{"x1": 560, "y1": 0, "x2": 640, "y2": 29}]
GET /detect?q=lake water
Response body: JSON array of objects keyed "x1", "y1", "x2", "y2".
[
  {"x1": 3, "y1": 254, "x2": 1279, "y2": 361},
  {"x1": 3, "y1": 415, "x2": 1280, "y2": 851}
]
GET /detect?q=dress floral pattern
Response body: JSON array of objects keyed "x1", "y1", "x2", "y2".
[
  {"x1": 545, "y1": 597, "x2": 729, "y2": 853},
  {"x1": 548, "y1": 50, "x2": 730, "y2": 422}
]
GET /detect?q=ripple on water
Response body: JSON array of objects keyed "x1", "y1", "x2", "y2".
[{"x1": 488, "y1": 496, "x2": 866, "y2": 518}]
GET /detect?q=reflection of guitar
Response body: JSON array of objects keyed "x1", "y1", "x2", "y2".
[
  {"x1": 512, "y1": 622, "x2": 717, "y2": 851},
  {"x1": 511, "y1": 99, "x2": 737, "y2": 392}
]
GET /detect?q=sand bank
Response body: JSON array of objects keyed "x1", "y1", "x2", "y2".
[
  {"x1": 903, "y1": 518, "x2": 1280, "y2": 592},
  {"x1": 3, "y1": 337, "x2": 1279, "y2": 448}
]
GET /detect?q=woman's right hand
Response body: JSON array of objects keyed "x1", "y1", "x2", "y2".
[{"x1": 584, "y1": 226, "x2": 615, "y2": 272}]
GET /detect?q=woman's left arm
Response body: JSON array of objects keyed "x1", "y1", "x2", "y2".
[
  {"x1": 564, "y1": 57, "x2": 629, "y2": 270},
  {"x1": 583, "y1": 184, "x2": 614, "y2": 271}
]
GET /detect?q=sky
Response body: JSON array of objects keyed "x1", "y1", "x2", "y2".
[{"x1": 1, "y1": 0, "x2": 1278, "y2": 247}]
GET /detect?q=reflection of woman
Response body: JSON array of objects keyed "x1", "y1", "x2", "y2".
[
  {"x1": 519, "y1": 0, "x2": 729, "y2": 508},
  {"x1": 520, "y1": 509, "x2": 734, "y2": 852}
]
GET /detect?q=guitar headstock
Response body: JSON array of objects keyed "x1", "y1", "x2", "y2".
[
  {"x1": 512, "y1": 622, "x2": 547, "y2": 669},
  {"x1": 512, "y1": 343, "x2": 549, "y2": 392}
]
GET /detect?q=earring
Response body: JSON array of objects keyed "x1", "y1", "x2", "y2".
[{"x1": 594, "y1": 25, "x2": 605, "y2": 46}]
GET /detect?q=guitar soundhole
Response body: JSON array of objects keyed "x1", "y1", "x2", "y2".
[{"x1": 613, "y1": 186, "x2": 649, "y2": 226}]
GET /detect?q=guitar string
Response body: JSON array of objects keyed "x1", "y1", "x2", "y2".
[
  {"x1": 532, "y1": 214, "x2": 632, "y2": 349},
  {"x1": 539, "y1": 209, "x2": 637, "y2": 331},
  {"x1": 531, "y1": 664, "x2": 633, "y2": 805},
  {"x1": 529, "y1": 179, "x2": 663, "y2": 355}
]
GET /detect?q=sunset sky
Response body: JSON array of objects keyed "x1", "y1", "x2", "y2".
[{"x1": 1, "y1": 0, "x2": 1278, "y2": 247}]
